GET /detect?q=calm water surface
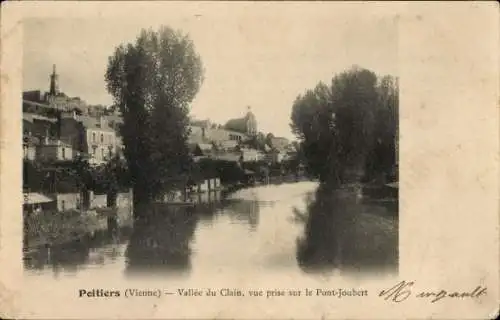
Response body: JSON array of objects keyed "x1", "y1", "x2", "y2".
[{"x1": 24, "y1": 181, "x2": 398, "y2": 281}]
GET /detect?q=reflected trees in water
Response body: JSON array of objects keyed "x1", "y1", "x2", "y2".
[
  {"x1": 295, "y1": 184, "x2": 398, "y2": 274},
  {"x1": 224, "y1": 199, "x2": 260, "y2": 231},
  {"x1": 124, "y1": 205, "x2": 200, "y2": 276},
  {"x1": 23, "y1": 230, "x2": 126, "y2": 274}
]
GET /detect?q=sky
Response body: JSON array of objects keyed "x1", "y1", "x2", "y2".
[{"x1": 22, "y1": 3, "x2": 398, "y2": 140}]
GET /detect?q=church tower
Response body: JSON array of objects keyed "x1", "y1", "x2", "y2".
[
  {"x1": 245, "y1": 106, "x2": 257, "y2": 136},
  {"x1": 49, "y1": 64, "x2": 59, "y2": 96}
]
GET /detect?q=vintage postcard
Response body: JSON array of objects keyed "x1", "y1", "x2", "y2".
[{"x1": 0, "y1": 1, "x2": 498, "y2": 319}]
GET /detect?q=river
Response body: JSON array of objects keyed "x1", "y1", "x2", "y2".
[
  {"x1": 22, "y1": 181, "x2": 398, "y2": 317},
  {"x1": 24, "y1": 181, "x2": 397, "y2": 279}
]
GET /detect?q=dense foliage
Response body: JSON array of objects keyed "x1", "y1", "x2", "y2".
[
  {"x1": 23, "y1": 155, "x2": 129, "y2": 195},
  {"x1": 105, "y1": 26, "x2": 204, "y2": 210},
  {"x1": 290, "y1": 66, "x2": 398, "y2": 187}
]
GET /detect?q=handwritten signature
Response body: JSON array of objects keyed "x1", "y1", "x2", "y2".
[{"x1": 379, "y1": 281, "x2": 487, "y2": 303}]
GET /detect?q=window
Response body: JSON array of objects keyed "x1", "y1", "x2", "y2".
[
  {"x1": 61, "y1": 200, "x2": 65, "y2": 211},
  {"x1": 92, "y1": 132, "x2": 96, "y2": 142},
  {"x1": 62, "y1": 147, "x2": 66, "y2": 159},
  {"x1": 101, "y1": 148, "x2": 105, "y2": 159},
  {"x1": 100, "y1": 133, "x2": 104, "y2": 143},
  {"x1": 92, "y1": 146, "x2": 97, "y2": 156}
]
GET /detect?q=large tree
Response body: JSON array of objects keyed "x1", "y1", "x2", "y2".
[
  {"x1": 290, "y1": 66, "x2": 398, "y2": 187},
  {"x1": 364, "y1": 75, "x2": 398, "y2": 182},
  {"x1": 105, "y1": 26, "x2": 204, "y2": 212}
]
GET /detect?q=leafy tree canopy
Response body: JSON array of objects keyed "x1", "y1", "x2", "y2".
[
  {"x1": 290, "y1": 66, "x2": 398, "y2": 186},
  {"x1": 105, "y1": 26, "x2": 204, "y2": 208}
]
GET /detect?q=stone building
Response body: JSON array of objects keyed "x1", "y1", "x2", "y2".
[
  {"x1": 36, "y1": 139, "x2": 74, "y2": 162},
  {"x1": 59, "y1": 111, "x2": 118, "y2": 165},
  {"x1": 23, "y1": 113, "x2": 58, "y2": 142},
  {"x1": 188, "y1": 119, "x2": 247, "y2": 151},
  {"x1": 224, "y1": 107, "x2": 257, "y2": 136},
  {"x1": 23, "y1": 136, "x2": 38, "y2": 161},
  {"x1": 269, "y1": 136, "x2": 290, "y2": 151},
  {"x1": 23, "y1": 65, "x2": 87, "y2": 113}
]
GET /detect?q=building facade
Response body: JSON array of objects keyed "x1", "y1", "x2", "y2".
[
  {"x1": 55, "y1": 192, "x2": 81, "y2": 212},
  {"x1": 36, "y1": 140, "x2": 74, "y2": 162},
  {"x1": 23, "y1": 113, "x2": 58, "y2": 141},
  {"x1": 82, "y1": 116, "x2": 117, "y2": 165},
  {"x1": 224, "y1": 108, "x2": 257, "y2": 136},
  {"x1": 23, "y1": 137, "x2": 37, "y2": 161},
  {"x1": 266, "y1": 149, "x2": 285, "y2": 164},
  {"x1": 23, "y1": 64, "x2": 123, "y2": 166},
  {"x1": 59, "y1": 111, "x2": 118, "y2": 165},
  {"x1": 270, "y1": 136, "x2": 290, "y2": 151},
  {"x1": 189, "y1": 119, "x2": 248, "y2": 150},
  {"x1": 24, "y1": 65, "x2": 87, "y2": 113},
  {"x1": 240, "y1": 148, "x2": 264, "y2": 162}
]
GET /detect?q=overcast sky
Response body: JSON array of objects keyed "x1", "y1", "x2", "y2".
[{"x1": 23, "y1": 3, "x2": 398, "y2": 140}]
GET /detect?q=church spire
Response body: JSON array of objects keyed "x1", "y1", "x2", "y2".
[{"x1": 49, "y1": 64, "x2": 59, "y2": 96}]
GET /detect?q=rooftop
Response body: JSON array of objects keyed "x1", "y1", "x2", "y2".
[
  {"x1": 79, "y1": 115, "x2": 114, "y2": 132},
  {"x1": 23, "y1": 113, "x2": 57, "y2": 123}
]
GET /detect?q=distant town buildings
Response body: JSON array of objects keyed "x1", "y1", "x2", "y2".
[
  {"x1": 22, "y1": 136, "x2": 37, "y2": 161},
  {"x1": 239, "y1": 147, "x2": 263, "y2": 162},
  {"x1": 22, "y1": 64, "x2": 301, "y2": 216},
  {"x1": 23, "y1": 65, "x2": 108, "y2": 116},
  {"x1": 36, "y1": 139, "x2": 74, "y2": 162},
  {"x1": 224, "y1": 107, "x2": 258, "y2": 136},
  {"x1": 59, "y1": 111, "x2": 118, "y2": 165},
  {"x1": 188, "y1": 118, "x2": 248, "y2": 151},
  {"x1": 23, "y1": 65, "x2": 121, "y2": 165},
  {"x1": 188, "y1": 109, "x2": 295, "y2": 164},
  {"x1": 23, "y1": 64, "x2": 296, "y2": 167},
  {"x1": 269, "y1": 136, "x2": 290, "y2": 151}
]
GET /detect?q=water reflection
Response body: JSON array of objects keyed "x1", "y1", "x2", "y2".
[
  {"x1": 296, "y1": 184, "x2": 398, "y2": 274},
  {"x1": 124, "y1": 205, "x2": 200, "y2": 277},
  {"x1": 24, "y1": 229, "x2": 128, "y2": 275},
  {"x1": 223, "y1": 199, "x2": 260, "y2": 231},
  {"x1": 23, "y1": 182, "x2": 398, "y2": 279}
]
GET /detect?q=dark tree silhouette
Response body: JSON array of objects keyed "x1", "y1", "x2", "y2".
[{"x1": 105, "y1": 26, "x2": 204, "y2": 215}]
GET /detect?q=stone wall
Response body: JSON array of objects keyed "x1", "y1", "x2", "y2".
[
  {"x1": 55, "y1": 193, "x2": 80, "y2": 211},
  {"x1": 90, "y1": 192, "x2": 107, "y2": 208}
]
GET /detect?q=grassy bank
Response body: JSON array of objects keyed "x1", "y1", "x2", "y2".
[{"x1": 24, "y1": 209, "x2": 107, "y2": 249}]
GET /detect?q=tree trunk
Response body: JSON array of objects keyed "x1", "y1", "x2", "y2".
[
  {"x1": 107, "y1": 190, "x2": 117, "y2": 208},
  {"x1": 132, "y1": 186, "x2": 152, "y2": 219}
]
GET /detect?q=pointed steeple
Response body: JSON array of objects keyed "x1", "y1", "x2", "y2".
[{"x1": 49, "y1": 64, "x2": 59, "y2": 96}]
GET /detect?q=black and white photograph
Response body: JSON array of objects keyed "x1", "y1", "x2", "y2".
[
  {"x1": 22, "y1": 10, "x2": 399, "y2": 281},
  {"x1": 2, "y1": 2, "x2": 498, "y2": 319}
]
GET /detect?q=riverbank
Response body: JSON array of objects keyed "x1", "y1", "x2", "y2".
[
  {"x1": 24, "y1": 180, "x2": 398, "y2": 280},
  {"x1": 23, "y1": 207, "x2": 132, "y2": 251},
  {"x1": 23, "y1": 177, "x2": 328, "y2": 251}
]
